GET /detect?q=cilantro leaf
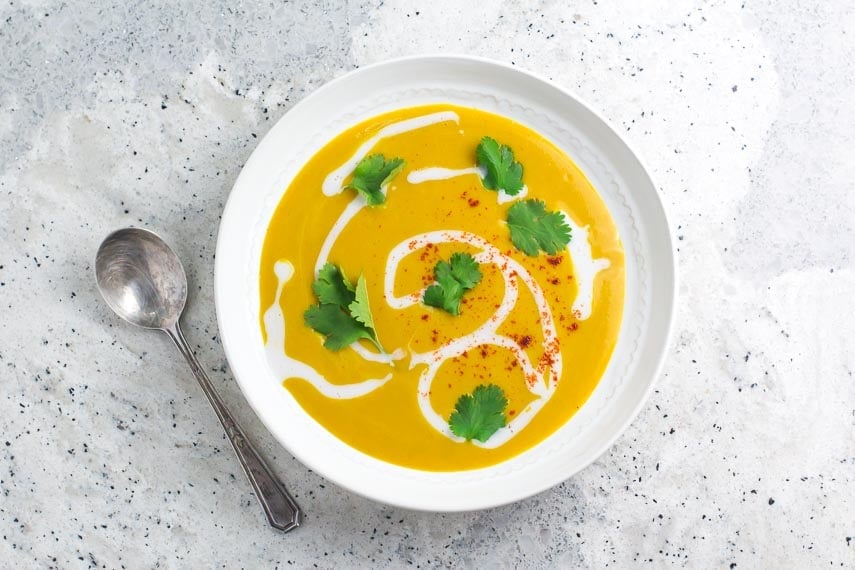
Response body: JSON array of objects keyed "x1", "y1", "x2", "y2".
[
  {"x1": 476, "y1": 136, "x2": 524, "y2": 196},
  {"x1": 346, "y1": 154, "x2": 405, "y2": 205},
  {"x1": 348, "y1": 274, "x2": 376, "y2": 331},
  {"x1": 304, "y1": 265, "x2": 384, "y2": 352},
  {"x1": 304, "y1": 304, "x2": 373, "y2": 351},
  {"x1": 446, "y1": 251, "x2": 482, "y2": 289},
  {"x1": 423, "y1": 281, "x2": 463, "y2": 315},
  {"x1": 422, "y1": 252, "x2": 482, "y2": 316},
  {"x1": 449, "y1": 384, "x2": 508, "y2": 442},
  {"x1": 312, "y1": 263, "x2": 355, "y2": 307},
  {"x1": 506, "y1": 199, "x2": 572, "y2": 256}
]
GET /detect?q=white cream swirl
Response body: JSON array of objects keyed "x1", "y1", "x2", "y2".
[
  {"x1": 315, "y1": 112, "x2": 460, "y2": 362},
  {"x1": 384, "y1": 230, "x2": 562, "y2": 448},
  {"x1": 406, "y1": 164, "x2": 528, "y2": 203},
  {"x1": 264, "y1": 261, "x2": 391, "y2": 399},
  {"x1": 322, "y1": 111, "x2": 459, "y2": 197}
]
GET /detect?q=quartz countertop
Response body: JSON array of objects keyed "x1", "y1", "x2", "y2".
[{"x1": 1, "y1": 1, "x2": 852, "y2": 567}]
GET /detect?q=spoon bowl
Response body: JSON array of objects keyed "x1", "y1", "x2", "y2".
[{"x1": 95, "y1": 227, "x2": 187, "y2": 330}]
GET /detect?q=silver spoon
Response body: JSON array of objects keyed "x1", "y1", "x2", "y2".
[{"x1": 95, "y1": 227, "x2": 302, "y2": 532}]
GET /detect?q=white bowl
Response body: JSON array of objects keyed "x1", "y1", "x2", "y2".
[{"x1": 215, "y1": 55, "x2": 676, "y2": 512}]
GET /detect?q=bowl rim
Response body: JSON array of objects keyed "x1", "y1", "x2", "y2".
[{"x1": 214, "y1": 54, "x2": 678, "y2": 511}]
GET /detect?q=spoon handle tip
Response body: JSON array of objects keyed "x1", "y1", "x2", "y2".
[{"x1": 165, "y1": 322, "x2": 303, "y2": 533}]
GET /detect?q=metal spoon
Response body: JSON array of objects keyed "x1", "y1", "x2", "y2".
[{"x1": 95, "y1": 227, "x2": 302, "y2": 532}]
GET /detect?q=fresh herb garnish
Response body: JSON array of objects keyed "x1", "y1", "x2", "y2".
[
  {"x1": 311, "y1": 263, "x2": 354, "y2": 307},
  {"x1": 506, "y1": 199, "x2": 572, "y2": 256},
  {"x1": 349, "y1": 274, "x2": 376, "y2": 331},
  {"x1": 345, "y1": 154, "x2": 405, "y2": 206},
  {"x1": 304, "y1": 263, "x2": 384, "y2": 352},
  {"x1": 422, "y1": 252, "x2": 482, "y2": 316},
  {"x1": 476, "y1": 136, "x2": 524, "y2": 196},
  {"x1": 449, "y1": 384, "x2": 508, "y2": 442}
]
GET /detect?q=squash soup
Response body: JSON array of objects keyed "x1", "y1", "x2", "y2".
[{"x1": 259, "y1": 104, "x2": 624, "y2": 471}]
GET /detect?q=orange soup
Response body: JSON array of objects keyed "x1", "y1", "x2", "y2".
[{"x1": 259, "y1": 105, "x2": 624, "y2": 471}]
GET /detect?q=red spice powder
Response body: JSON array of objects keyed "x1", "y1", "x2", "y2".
[
  {"x1": 525, "y1": 373, "x2": 538, "y2": 388},
  {"x1": 419, "y1": 243, "x2": 437, "y2": 262},
  {"x1": 536, "y1": 337, "x2": 561, "y2": 371},
  {"x1": 539, "y1": 352, "x2": 556, "y2": 369},
  {"x1": 547, "y1": 256, "x2": 563, "y2": 266}
]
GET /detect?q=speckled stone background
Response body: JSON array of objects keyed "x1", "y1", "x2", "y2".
[{"x1": 1, "y1": 0, "x2": 852, "y2": 568}]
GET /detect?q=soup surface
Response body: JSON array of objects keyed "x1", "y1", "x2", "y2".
[{"x1": 259, "y1": 104, "x2": 624, "y2": 471}]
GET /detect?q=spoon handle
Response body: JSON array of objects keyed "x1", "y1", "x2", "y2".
[{"x1": 165, "y1": 322, "x2": 302, "y2": 532}]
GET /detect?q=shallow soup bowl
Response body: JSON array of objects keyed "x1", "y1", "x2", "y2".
[{"x1": 215, "y1": 55, "x2": 676, "y2": 511}]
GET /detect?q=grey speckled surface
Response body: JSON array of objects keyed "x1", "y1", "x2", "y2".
[{"x1": 1, "y1": 0, "x2": 853, "y2": 567}]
